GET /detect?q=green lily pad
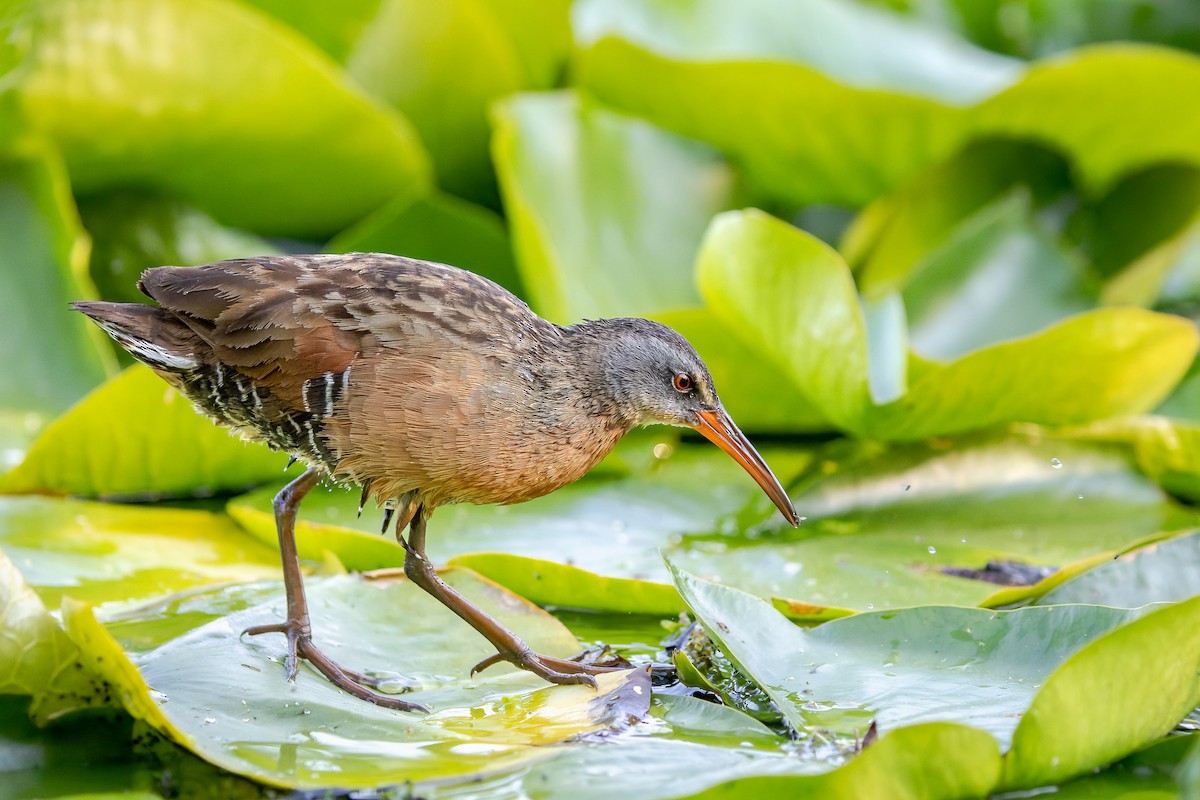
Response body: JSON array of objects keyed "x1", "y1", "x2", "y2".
[
  {"x1": 78, "y1": 190, "x2": 278, "y2": 307},
  {"x1": 579, "y1": 38, "x2": 969, "y2": 208},
  {"x1": 678, "y1": 434, "x2": 1197, "y2": 616},
  {"x1": 699, "y1": 209, "x2": 1199, "y2": 440},
  {"x1": 63, "y1": 570, "x2": 650, "y2": 789},
  {"x1": 227, "y1": 442, "x2": 809, "y2": 598},
  {"x1": 0, "y1": 495, "x2": 281, "y2": 611},
  {"x1": 505, "y1": 720, "x2": 1000, "y2": 800},
  {"x1": 654, "y1": 309, "x2": 829, "y2": 433},
  {"x1": 1050, "y1": 733, "x2": 1193, "y2": 799},
  {"x1": 843, "y1": 140, "x2": 1072, "y2": 297},
  {"x1": 1001, "y1": 596, "x2": 1200, "y2": 789},
  {"x1": 573, "y1": 0, "x2": 1021, "y2": 103},
  {"x1": 0, "y1": 145, "x2": 115, "y2": 463},
  {"x1": 1105, "y1": 217, "x2": 1200, "y2": 310},
  {"x1": 0, "y1": 550, "x2": 106, "y2": 724},
  {"x1": 492, "y1": 90, "x2": 731, "y2": 323},
  {"x1": 449, "y1": 552, "x2": 683, "y2": 616},
  {"x1": 3, "y1": 0, "x2": 430, "y2": 236},
  {"x1": 898, "y1": 191, "x2": 1093, "y2": 361},
  {"x1": 347, "y1": 0, "x2": 570, "y2": 204},
  {"x1": 970, "y1": 45, "x2": 1200, "y2": 198},
  {"x1": 1036, "y1": 529, "x2": 1200, "y2": 608},
  {"x1": 1057, "y1": 416, "x2": 1200, "y2": 502},
  {"x1": 0, "y1": 366, "x2": 293, "y2": 499},
  {"x1": 671, "y1": 562, "x2": 1200, "y2": 790},
  {"x1": 240, "y1": 0, "x2": 382, "y2": 62}
]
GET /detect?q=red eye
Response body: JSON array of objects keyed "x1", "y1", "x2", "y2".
[{"x1": 673, "y1": 373, "x2": 692, "y2": 392}]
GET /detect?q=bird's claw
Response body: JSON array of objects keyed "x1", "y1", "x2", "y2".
[
  {"x1": 242, "y1": 618, "x2": 425, "y2": 712},
  {"x1": 471, "y1": 646, "x2": 630, "y2": 688},
  {"x1": 242, "y1": 619, "x2": 305, "y2": 680}
]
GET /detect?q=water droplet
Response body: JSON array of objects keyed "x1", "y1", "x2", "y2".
[
  {"x1": 203, "y1": 717, "x2": 216, "y2": 725},
  {"x1": 1050, "y1": 458, "x2": 1063, "y2": 469},
  {"x1": 927, "y1": 546, "x2": 937, "y2": 555},
  {"x1": 866, "y1": 603, "x2": 874, "y2": 610},
  {"x1": 1077, "y1": 495, "x2": 1084, "y2": 500}
]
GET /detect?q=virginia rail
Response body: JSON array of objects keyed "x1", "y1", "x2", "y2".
[{"x1": 74, "y1": 254, "x2": 798, "y2": 712}]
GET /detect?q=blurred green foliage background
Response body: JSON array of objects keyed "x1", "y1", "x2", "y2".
[{"x1": 2, "y1": 1, "x2": 1200, "y2": 798}]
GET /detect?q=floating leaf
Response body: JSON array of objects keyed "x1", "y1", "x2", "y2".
[
  {"x1": 699, "y1": 209, "x2": 1199, "y2": 440},
  {"x1": 1001, "y1": 596, "x2": 1200, "y2": 789},
  {"x1": 347, "y1": 0, "x2": 570, "y2": 203},
  {"x1": 673, "y1": 562, "x2": 1200, "y2": 790},
  {"x1": 1, "y1": 366, "x2": 293, "y2": 499},
  {"x1": 579, "y1": 39, "x2": 969, "y2": 208},
  {"x1": 492, "y1": 90, "x2": 731, "y2": 323},
  {"x1": 573, "y1": 0, "x2": 1021, "y2": 103},
  {"x1": 0, "y1": 145, "x2": 114, "y2": 462},
  {"x1": 3, "y1": 0, "x2": 430, "y2": 236},
  {"x1": 0, "y1": 550, "x2": 105, "y2": 724},
  {"x1": 0, "y1": 495, "x2": 281, "y2": 611},
  {"x1": 1036, "y1": 529, "x2": 1200, "y2": 608},
  {"x1": 78, "y1": 190, "x2": 278, "y2": 306},
  {"x1": 971, "y1": 46, "x2": 1200, "y2": 198},
  {"x1": 63, "y1": 570, "x2": 650, "y2": 789}
]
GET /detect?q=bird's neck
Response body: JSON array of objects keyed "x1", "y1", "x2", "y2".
[{"x1": 556, "y1": 319, "x2": 645, "y2": 430}]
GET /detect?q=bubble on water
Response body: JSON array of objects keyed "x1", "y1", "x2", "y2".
[
  {"x1": 1050, "y1": 458, "x2": 1063, "y2": 469},
  {"x1": 927, "y1": 546, "x2": 937, "y2": 555},
  {"x1": 866, "y1": 603, "x2": 874, "y2": 610}
]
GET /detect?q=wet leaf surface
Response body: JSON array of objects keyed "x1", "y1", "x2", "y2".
[
  {"x1": 63, "y1": 570, "x2": 651, "y2": 789},
  {"x1": 671, "y1": 564, "x2": 1200, "y2": 789}
]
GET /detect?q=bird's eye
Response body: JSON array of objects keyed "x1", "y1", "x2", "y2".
[{"x1": 673, "y1": 373, "x2": 693, "y2": 392}]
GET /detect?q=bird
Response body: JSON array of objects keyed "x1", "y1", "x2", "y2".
[{"x1": 73, "y1": 253, "x2": 799, "y2": 712}]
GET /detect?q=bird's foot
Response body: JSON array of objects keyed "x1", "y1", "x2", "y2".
[
  {"x1": 471, "y1": 645, "x2": 631, "y2": 687},
  {"x1": 242, "y1": 619, "x2": 427, "y2": 712}
]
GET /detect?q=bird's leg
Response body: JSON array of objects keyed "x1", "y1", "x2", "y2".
[
  {"x1": 242, "y1": 468, "x2": 426, "y2": 712},
  {"x1": 401, "y1": 507, "x2": 623, "y2": 687}
]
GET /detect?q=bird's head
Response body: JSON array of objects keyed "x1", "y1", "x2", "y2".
[{"x1": 571, "y1": 317, "x2": 799, "y2": 527}]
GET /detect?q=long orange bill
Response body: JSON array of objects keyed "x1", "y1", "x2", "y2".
[{"x1": 693, "y1": 408, "x2": 800, "y2": 527}]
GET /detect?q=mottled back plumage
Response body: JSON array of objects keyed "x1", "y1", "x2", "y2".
[{"x1": 73, "y1": 254, "x2": 671, "y2": 508}]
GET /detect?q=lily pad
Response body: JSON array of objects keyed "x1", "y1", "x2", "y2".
[
  {"x1": 0, "y1": 366, "x2": 293, "y2": 500},
  {"x1": 579, "y1": 38, "x2": 969, "y2": 208},
  {"x1": 970, "y1": 45, "x2": 1200, "y2": 198},
  {"x1": 78, "y1": 190, "x2": 278, "y2": 306},
  {"x1": 0, "y1": 550, "x2": 105, "y2": 724},
  {"x1": 492, "y1": 90, "x2": 732, "y2": 323},
  {"x1": 1036, "y1": 529, "x2": 1200, "y2": 608},
  {"x1": 63, "y1": 570, "x2": 650, "y2": 789},
  {"x1": 573, "y1": 0, "x2": 1021, "y2": 103},
  {"x1": 347, "y1": 0, "x2": 570, "y2": 203},
  {"x1": 698, "y1": 209, "x2": 1199, "y2": 440},
  {"x1": 0, "y1": 495, "x2": 281, "y2": 612},
  {"x1": 671, "y1": 563, "x2": 1200, "y2": 789},
  {"x1": 506, "y1": 720, "x2": 1000, "y2": 800},
  {"x1": 678, "y1": 433, "x2": 1198, "y2": 615},
  {"x1": 3, "y1": 0, "x2": 430, "y2": 236},
  {"x1": 0, "y1": 146, "x2": 114, "y2": 461}
]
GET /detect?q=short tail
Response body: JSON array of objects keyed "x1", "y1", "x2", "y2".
[{"x1": 71, "y1": 301, "x2": 202, "y2": 372}]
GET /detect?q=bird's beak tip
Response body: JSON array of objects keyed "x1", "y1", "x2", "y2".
[{"x1": 692, "y1": 408, "x2": 798, "y2": 528}]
